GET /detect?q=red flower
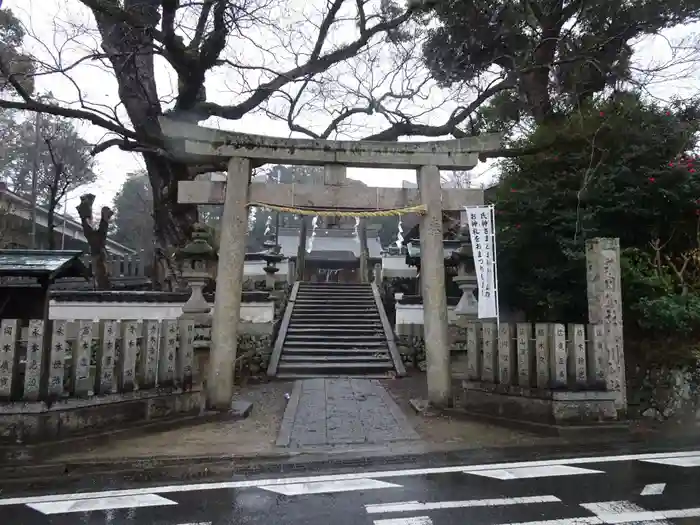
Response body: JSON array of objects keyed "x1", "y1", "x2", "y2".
[
  {"x1": 515, "y1": 224, "x2": 521, "y2": 229},
  {"x1": 648, "y1": 177, "x2": 655, "y2": 182},
  {"x1": 669, "y1": 162, "x2": 674, "y2": 167},
  {"x1": 510, "y1": 188, "x2": 517, "y2": 193},
  {"x1": 666, "y1": 111, "x2": 671, "y2": 116},
  {"x1": 690, "y1": 169, "x2": 696, "y2": 173},
  {"x1": 599, "y1": 111, "x2": 605, "y2": 117}
]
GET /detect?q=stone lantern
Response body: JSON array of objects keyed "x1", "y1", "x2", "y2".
[
  {"x1": 262, "y1": 236, "x2": 284, "y2": 291},
  {"x1": 177, "y1": 223, "x2": 217, "y2": 395},
  {"x1": 453, "y1": 222, "x2": 478, "y2": 318}
]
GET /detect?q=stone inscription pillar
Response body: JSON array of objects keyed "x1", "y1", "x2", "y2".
[
  {"x1": 586, "y1": 237, "x2": 626, "y2": 411},
  {"x1": 417, "y1": 165, "x2": 451, "y2": 406},
  {"x1": 208, "y1": 157, "x2": 251, "y2": 410}
]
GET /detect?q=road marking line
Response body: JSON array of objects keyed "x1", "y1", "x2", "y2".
[
  {"x1": 640, "y1": 483, "x2": 665, "y2": 496},
  {"x1": 259, "y1": 478, "x2": 400, "y2": 495},
  {"x1": 582, "y1": 500, "x2": 671, "y2": 524},
  {"x1": 642, "y1": 455, "x2": 700, "y2": 467},
  {"x1": 26, "y1": 494, "x2": 177, "y2": 515},
  {"x1": 1, "y1": 449, "x2": 698, "y2": 506},
  {"x1": 582, "y1": 506, "x2": 700, "y2": 523},
  {"x1": 469, "y1": 465, "x2": 603, "y2": 480},
  {"x1": 373, "y1": 517, "x2": 433, "y2": 525},
  {"x1": 365, "y1": 495, "x2": 560, "y2": 514},
  {"x1": 486, "y1": 504, "x2": 700, "y2": 524},
  {"x1": 501, "y1": 519, "x2": 603, "y2": 525}
]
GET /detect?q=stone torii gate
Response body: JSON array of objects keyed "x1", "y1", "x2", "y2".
[{"x1": 160, "y1": 117, "x2": 501, "y2": 410}]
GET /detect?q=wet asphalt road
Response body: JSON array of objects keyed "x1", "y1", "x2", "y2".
[{"x1": 2, "y1": 447, "x2": 700, "y2": 524}]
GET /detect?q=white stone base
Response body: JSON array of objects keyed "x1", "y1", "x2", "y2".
[{"x1": 49, "y1": 300, "x2": 274, "y2": 323}]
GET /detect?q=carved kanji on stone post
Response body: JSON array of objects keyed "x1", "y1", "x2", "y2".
[{"x1": 160, "y1": 116, "x2": 501, "y2": 409}]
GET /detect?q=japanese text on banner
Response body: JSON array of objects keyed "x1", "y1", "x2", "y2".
[{"x1": 465, "y1": 206, "x2": 498, "y2": 318}]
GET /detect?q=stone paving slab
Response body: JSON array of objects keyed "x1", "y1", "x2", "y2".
[{"x1": 276, "y1": 378, "x2": 421, "y2": 448}]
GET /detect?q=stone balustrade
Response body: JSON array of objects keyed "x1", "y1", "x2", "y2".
[
  {"x1": 0, "y1": 318, "x2": 200, "y2": 402},
  {"x1": 0, "y1": 316, "x2": 273, "y2": 403},
  {"x1": 453, "y1": 321, "x2": 607, "y2": 391}
]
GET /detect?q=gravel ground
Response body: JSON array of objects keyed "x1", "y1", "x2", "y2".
[
  {"x1": 57, "y1": 380, "x2": 293, "y2": 461},
  {"x1": 58, "y1": 374, "x2": 567, "y2": 462},
  {"x1": 380, "y1": 372, "x2": 563, "y2": 449}
]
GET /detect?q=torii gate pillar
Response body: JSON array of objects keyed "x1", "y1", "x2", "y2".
[
  {"x1": 207, "y1": 157, "x2": 250, "y2": 410},
  {"x1": 418, "y1": 165, "x2": 451, "y2": 406}
]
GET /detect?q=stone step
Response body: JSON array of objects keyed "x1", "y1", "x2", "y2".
[
  {"x1": 290, "y1": 321, "x2": 382, "y2": 328},
  {"x1": 280, "y1": 355, "x2": 390, "y2": 362},
  {"x1": 290, "y1": 320, "x2": 382, "y2": 326},
  {"x1": 294, "y1": 298, "x2": 376, "y2": 303},
  {"x1": 298, "y1": 286, "x2": 372, "y2": 290},
  {"x1": 286, "y1": 327, "x2": 385, "y2": 334},
  {"x1": 297, "y1": 288, "x2": 374, "y2": 296},
  {"x1": 292, "y1": 308, "x2": 378, "y2": 315},
  {"x1": 277, "y1": 362, "x2": 394, "y2": 372},
  {"x1": 296, "y1": 294, "x2": 375, "y2": 299},
  {"x1": 294, "y1": 303, "x2": 377, "y2": 308},
  {"x1": 298, "y1": 283, "x2": 370, "y2": 288},
  {"x1": 292, "y1": 311, "x2": 378, "y2": 317},
  {"x1": 281, "y1": 347, "x2": 387, "y2": 355},
  {"x1": 290, "y1": 319, "x2": 380, "y2": 325},
  {"x1": 276, "y1": 373, "x2": 392, "y2": 379},
  {"x1": 285, "y1": 334, "x2": 386, "y2": 341},
  {"x1": 284, "y1": 339, "x2": 387, "y2": 348}
]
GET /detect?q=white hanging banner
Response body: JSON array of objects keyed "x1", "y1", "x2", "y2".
[{"x1": 465, "y1": 205, "x2": 499, "y2": 319}]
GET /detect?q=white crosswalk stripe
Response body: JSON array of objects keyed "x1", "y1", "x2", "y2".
[
  {"x1": 580, "y1": 500, "x2": 700, "y2": 523},
  {"x1": 641, "y1": 455, "x2": 700, "y2": 467},
  {"x1": 373, "y1": 518, "x2": 433, "y2": 525},
  {"x1": 366, "y1": 495, "x2": 561, "y2": 514},
  {"x1": 27, "y1": 494, "x2": 178, "y2": 515},
  {"x1": 260, "y1": 478, "x2": 401, "y2": 495},
  {"x1": 469, "y1": 465, "x2": 603, "y2": 479},
  {"x1": 640, "y1": 483, "x2": 665, "y2": 496}
]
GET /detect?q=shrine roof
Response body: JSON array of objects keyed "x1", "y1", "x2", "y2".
[
  {"x1": 276, "y1": 227, "x2": 382, "y2": 259},
  {"x1": 0, "y1": 250, "x2": 90, "y2": 281}
]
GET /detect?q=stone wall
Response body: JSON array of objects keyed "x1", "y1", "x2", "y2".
[
  {"x1": 236, "y1": 333, "x2": 273, "y2": 377},
  {"x1": 629, "y1": 360, "x2": 700, "y2": 422},
  {"x1": 396, "y1": 322, "x2": 468, "y2": 371}
]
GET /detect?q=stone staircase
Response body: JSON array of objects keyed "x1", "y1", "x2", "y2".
[{"x1": 270, "y1": 282, "x2": 404, "y2": 379}]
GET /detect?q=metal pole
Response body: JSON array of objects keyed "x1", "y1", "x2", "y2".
[
  {"x1": 30, "y1": 112, "x2": 42, "y2": 249},
  {"x1": 490, "y1": 204, "x2": 500, "y2": 330}
]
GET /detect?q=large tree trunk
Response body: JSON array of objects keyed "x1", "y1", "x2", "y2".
[
  {"x1": 91, "y1": 5, "x2": 199, "y2": 290},
  {"x1": 47, "y1": 185, "x2": 59, "y2": 250},
  {"x1": 46, "y1": 206, "x2": 56, "y2": 250},
  {"x1": 143, "y1": 153, "x2": 198, "y2": 290},
  {"x1": 521, "y1": 23, "x2": 561, "y2": 124}
]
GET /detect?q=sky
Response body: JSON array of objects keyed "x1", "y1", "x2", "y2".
[{"x1": 6, "y1": 0, "x2": 700, "y2": 217}]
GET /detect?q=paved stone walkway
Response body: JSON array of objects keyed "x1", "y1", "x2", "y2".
[{"x1": 276, "y1": 378, "x2": 420, "y2": 448}]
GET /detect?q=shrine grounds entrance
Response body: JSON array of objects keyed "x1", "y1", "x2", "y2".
[{"x1": 160, "y1": 116, "x2": 501, "y2": 410}]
